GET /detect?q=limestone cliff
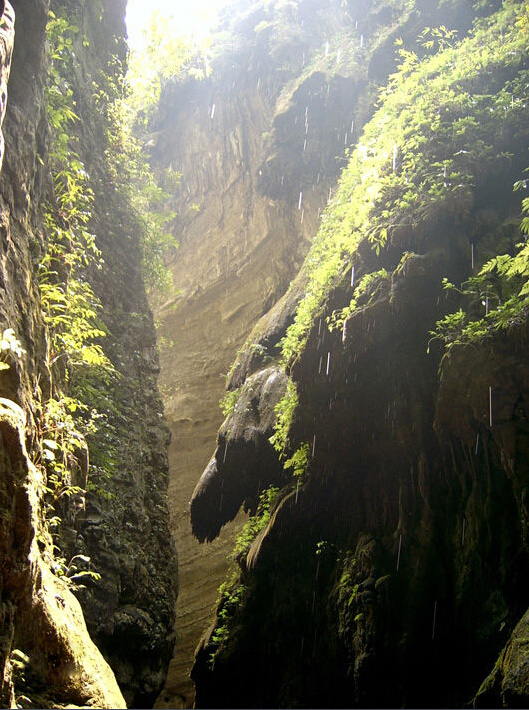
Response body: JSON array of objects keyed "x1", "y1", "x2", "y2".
[
  {"x1": 186, "y1": 0, "x2": 529, "y2": 707},
  {"x1": 0, "y1": 0, "x2": 177, "y2": 707},
  {"x1": 151, "y1": 0, "x2": 425, "y2": 703}
]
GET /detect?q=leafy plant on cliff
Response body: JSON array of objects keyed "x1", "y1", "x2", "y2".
[
  {"x1": 40, "y1": 10, "x2": 120, "y2": 543},
  {"x1": 432, "y1": 176, "x2": 529, "y2": 349},
  {"x1": 279, "y1": 2, "x2": 529, "y2": 365},
  {"x1": 284, "y1": 442, "x2": 310, "y2": 479},
  {"x1": 210, "y1": 485, "x2": 280, "y2": 663},
  {"x1": 219, "y1": 387, "x2": 241, "y2": 417},
  {"x1": 269, "y1": 378, "x2": 298, "y2": 455},
  {"x1": 126, "y1": 11, "x2": 212, "y2": 129},
  {"x1": 209, "y1": 569, "x2": 247, "y2": 662},
  {"x1": 327, "y1": 268, "x2": 389, "y2": 332},
  {"x1": 231, "y1": 485, "x2": 280, "y2": 562},
  {"x1": 91, "y1": 51, "x2": 179, "y2": 299}
]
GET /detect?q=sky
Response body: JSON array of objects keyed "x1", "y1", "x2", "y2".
[{"x1": 126, "y1": 0, "x2": 229, "y2": 49}]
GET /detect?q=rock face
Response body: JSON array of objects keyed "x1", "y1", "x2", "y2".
[
  {"x1": 186, "y1": 0, "x2": 529, "y2": 707},
  {"x1": 151, "y1": 0, "x2": 434, "y2": 703},
  {"x1": 0, "y1": 0, "x2": 177, "y2": 707}
]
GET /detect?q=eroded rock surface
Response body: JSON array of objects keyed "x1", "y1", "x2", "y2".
[
  {"x1": 152, "y1": 0, "x2": 423, "y2": 703},
  {"x1": 188, "y1": 1, "x2": 529, "y2": 707},
  {"x1": 1, "y1": 0, "x2": 178, "y2": 707}
]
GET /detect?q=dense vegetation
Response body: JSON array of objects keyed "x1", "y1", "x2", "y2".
[{"x1": 281, "y1": 0, "x2": 529, "y2": 364}]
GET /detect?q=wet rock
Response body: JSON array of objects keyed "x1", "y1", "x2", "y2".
[{"x1": 191, "y1": 366, "x2": 289, "y2": 542}]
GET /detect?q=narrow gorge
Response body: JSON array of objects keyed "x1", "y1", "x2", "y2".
[{"x1": 1, "y1": 0, "x2": 529, "y2": 709}]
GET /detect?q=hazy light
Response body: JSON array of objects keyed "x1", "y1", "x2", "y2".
[{"x1": 126, "y1": 0, "x2": 228, "y2": 49}]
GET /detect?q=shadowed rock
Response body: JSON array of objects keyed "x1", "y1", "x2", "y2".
[{"x1": 191, "y1": 366, "x2": 288, "y2": 542}]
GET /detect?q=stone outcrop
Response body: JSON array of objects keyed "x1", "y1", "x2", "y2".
[{"x1": 191, "y1": 366, "x2": 289, "y2": 543}]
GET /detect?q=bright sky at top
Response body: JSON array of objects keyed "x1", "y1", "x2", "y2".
[{"x1": 126, "y1": 0, "x2": 228, "y2": 49}]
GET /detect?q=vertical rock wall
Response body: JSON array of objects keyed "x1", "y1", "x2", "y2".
[
  {"x1": 151, "y1": 0, "x2": 398, "y2": 703},
  {"x1": 152, "y1": 0, "x2": 476, "y2": 703},
  {"x1": 0, "y1": 0, "x2": 178, "y2": 707},
  {"x1": 186, "y1": 0, "x2": 529, "y2": 707},
  {"x1": 0, "y1": 2, "x2": 125, "y2": 707}
]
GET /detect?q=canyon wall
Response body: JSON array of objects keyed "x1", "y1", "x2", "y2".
[
  {"x1": 0, "y1": 1, "x2": 178, "y2": 707},
  {"x1": 178, "y1": 0, "x2": 529, "y2": 707},
  {"x1": 151, "y1": 0, "x2": 423, "y2": 703}
]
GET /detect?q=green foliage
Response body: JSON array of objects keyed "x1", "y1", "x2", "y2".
[
  {"x1": 432, "y1": 179, "x2": 529, "y2": 349},
  {"x1": 210, "y1": 569, "x2": 246, "y2": 662},
  {"x1": 284, "y1": 442, "x2": 310, "y2": 479},
  {"x1": 279, "y1": 1, "x2": 529, "y2": 365},
  {"x1": 336, "y1": 552, "x2": 361, "y2": 612},
  {"x1": 92, "y1": 53, "x2": 179, "y2": 299},
  {"x1": 50, "y1": 553, "x2": 102, "y2": 591},
  {"x1": 219, "y1": 387, "x2": 241, "y2": 417},
  {"x1": 39, "y1": 10, "x2": 124, "y2": 575},
  {"x1": 209, "y1": 485, "x2": 280, "y2": 663},
  {"x1": 269, "y1": 378, "x2": 298, "y2": 454},
  {"x1": 126, "y1": 12, "x2": 211, "y2": 128},
  {"x1": 417, "y1": 25, "x2": 458, "y2": 53},
  {"x1": 38, "y1": 397, "x2": 85, "y2": 506},
  {"x1": 231, "y1": 486, "x2": 280, "y2": 562},
  {"x1": 43, "y1": 11, "x2": 112, "y2": 375},
  {"x1": 327, "y1": 269, "x2": 389, "y2": 332}
]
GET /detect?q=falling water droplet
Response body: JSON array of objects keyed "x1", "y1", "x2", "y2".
[
  {"x1": 326, "y1": 352, "x2": 331, "y2": 376},
  {"x1": 471, "y1": 243, "x2": 475, "y2": 269},
  {"x1": 295, "y1": 480, "x2": 299, "y2": 503},
  {"x1": 475, "y1": 432, "x2": 480, "y2": 454},
  {"x1": 461, "y1": 517, "x2": 466, "y2": 547},
  {"x1": 298, "y1": 191, "x2": 303, "y2": 210},
  {"x1": 396, "y1": 534, "x2": 402, "y2": 572},
  {"x1": 350, "y1": 118, "x2": 355, "y2": 133},
  {"x1": 489, "y1": 386, "x2": 493, "y2": 427},
  {"x1": 393, "y1": 142, "x2": 398, "y2": 171},
  {"x1": 223, "y1": 442, "x2": 228, "y2": 464},
  {"x1": 312, "y1": 434, "x2": 316, "y2": 457},
  {"x1": 344, "y1": 132, "x2": 348, "y2": 145},
  {"x1": 210, "y1": 103, "x2": 216, "y2": 119},
  {"x1": 360, "y1": 34, "x2": 364, "y2": 48},
  {"x1": 303, "y1": 139, "x2": 307, "y2": 151},
  {"x1": 325, "y1": 41, "x2": 330, "y2": 56},
  {"x1": 351, "y1": 265, "x2": 355, "y2": 287},
  {"x1": 318, "y1": 355, "x2": 323, "y2": 374},
  {"x1": 301, "y1": 208, "x2": 305, "y2": 223}
]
